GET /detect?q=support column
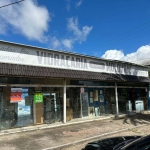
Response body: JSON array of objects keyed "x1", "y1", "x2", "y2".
[
  {"x1": 80, "y1": 93, "x2": 83, "y2": 118},
  {"x1": 148, "y1": 84, "x2": 150, "y2": 110},
  {"x1": 63, "y1": 78, "x2": 66, "y2": 123},
  {"x1": 33, "y1": 102, "x2": 36, "y2": 124},
  {"x1": 115, "y1": 82, "x2": 119, "y2": 116}
]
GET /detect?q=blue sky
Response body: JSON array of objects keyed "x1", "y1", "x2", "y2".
[{"x1": 0, "y1": 0, "x2": 150, "y2": 63}]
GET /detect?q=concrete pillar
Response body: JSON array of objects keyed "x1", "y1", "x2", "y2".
[
  {"x1": 63, "y1": 78, "x2": 66, "y2": 123},
  {"x1": 148, "y1": 84, "x2": 150, "y2": 110},
  {"x1": 80, "y1": 93, "x2": 83, "y2": 118},
  {"x1": 115, "y1": 82, "x2": 119, "y2": 116}
]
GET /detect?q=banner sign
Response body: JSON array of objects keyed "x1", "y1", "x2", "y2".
[
  {"x1": 0, "y1": 42, "x2": 148, "y2": 77},
  {"x1": 10, "y1": 88, "x2": 22, "y2": 103},
  {"x1": 34, "y1": 93, "x2": 43, "y2": 103}
]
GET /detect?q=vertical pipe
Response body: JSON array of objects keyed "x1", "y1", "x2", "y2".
[
  {"x1": 115, "y1": 82, "x2": 119, "y2": 116},
  {"x1": 63, "y1": 78, "x2": 66, "y2": 123}
]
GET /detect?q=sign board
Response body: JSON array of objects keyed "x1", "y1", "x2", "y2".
[
  {"x1": 0, "y1": 42, "x2": 148, "y2": 77},
  {"x1": 10, "y1": 88, "x2": 22, "y2": 103},
  {"x1": 80, "y1": 87, "x2": 84, "y2": 93},
  {"x1": 34, "y1": 93, "x2": 43, "y2": 103}
]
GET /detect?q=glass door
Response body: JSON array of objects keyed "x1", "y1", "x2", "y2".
[
  {"x1": 81, "y1": 92, "x2": 89, "y2": 117},
  {"x1": 43, "y1": 88, "x2": 63, "y2": 124}
]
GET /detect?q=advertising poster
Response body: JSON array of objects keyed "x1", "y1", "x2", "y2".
[
  {"x1": 17, "y1": 101, "x2": 31, "y2": 127},
  {"x1": 93, "y1": 90, "x2": 98, "y2": 101},
  {"x1": 10, "y1": 88, "x2": 22, "y2": 103},
  {"x1": 34, "y1": 93, "x2": 43, "y2": 103},
  {"x1": 16, "y1": 88, "x2": 31, "y2": 127}
]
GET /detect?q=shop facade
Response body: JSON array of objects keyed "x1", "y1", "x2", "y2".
[{"x1": 0, "y1": 40, "x2": 149, "y2": 130}]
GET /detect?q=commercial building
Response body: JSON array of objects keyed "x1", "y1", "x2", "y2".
[{"x1": 0, "y1": 40, "x2": 149, "y2": 130}]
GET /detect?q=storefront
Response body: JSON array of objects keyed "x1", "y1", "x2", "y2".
[{"x1": 0, "y1": 40, "x2": 149, "y2": 130}]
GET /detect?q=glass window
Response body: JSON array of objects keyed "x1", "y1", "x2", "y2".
[
  {"x1": 0, "y1": 87, "x2": 34, "y2": 129},
  {"x1": 42, "y1": 87, "x2": 63, "y2": 124},
  {"x1": 0, "y1": 86, "x2": 64, "y2": 129},
  {"x1": 66, "y1": 87, "x2": 81, "y2": 121}
]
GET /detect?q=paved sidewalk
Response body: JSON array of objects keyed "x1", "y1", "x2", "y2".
[{"x1": 0, "y1": 113, "x2": 150, "y2": 150}]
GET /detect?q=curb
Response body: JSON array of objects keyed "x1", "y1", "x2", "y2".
[
  {"x1": 42, "y1": 123, "x2": 150, "y2": 150},
  {"x1": 0, "y1": 116, "x2": 114, "y2": 136}
]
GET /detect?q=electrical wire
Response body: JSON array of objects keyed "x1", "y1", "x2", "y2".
[
  {"x1": 89, "y1": 20, "x2": 150, "y2": 51},
  {"x1": 0, "y1": 0, "x2": 25, "y2": 9},
  {"x1": 0, "y1": 0, "x2": 150, "y2": 56},
  {"x1": 107, "y1": 26, "x2": 150, "y2": 49},
  {"x1": 101, "y1": 24, "x2": 150, "y2": 50}
]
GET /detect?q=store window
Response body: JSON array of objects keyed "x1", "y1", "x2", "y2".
[
  {"x1": 65, "y1": 87, "x2": 115, "y2": 122},
  {"x1": 118, "y1": 88, "x2": 148, "y2": 114},
  {"x1": 42, "y1": 87, "x2": 63, "y2": 124},
  {"x1": 0, "y1": 87, "x2": 34, "y2": 130},
  {"x1": 88, "y1": 88, "x2": 108, "y2": 117},
  {"x1": 139, "y1": 89, "x2": 147, "y2": 110},
  {"x1": 118, "y1": 88, "x2": 129, "y2": 113},
  {"x1": 104, "y1": 88, "x2": 116, "y2": 115},
  {"x1": 66, "y1": 87, "x2": 81, "y2": 122},
  {"x1": 0, "y1": 86, "x2": 64, "y2": 130}
]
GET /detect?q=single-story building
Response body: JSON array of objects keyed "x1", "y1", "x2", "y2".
[{"x1": 0, "y1": 40, "x2": 149, "y2": 130}]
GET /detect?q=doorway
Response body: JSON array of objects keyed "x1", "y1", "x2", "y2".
[{"x1": 42, "y1": 89, "x2": 63, "y2": 124}]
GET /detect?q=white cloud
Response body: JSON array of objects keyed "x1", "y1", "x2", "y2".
[
  {"x1": 76, "y1": 0, "x2": 83, "y2": 7},
  {"x1": 50, "y1": 37, "x2": 61, "y2": 49},
  {"x1": 0, "y1": 20, "x2": 7, "y2": 35},
  {"x1": 62, "y1": 39, "x2": 74, "y2": 50},
  {"x1": 49, "y1": 17, "x2": 93, "y2": 50},
  {"x1": 66, "y1": 0, "x2": 71, "y2": 11},
  {"x1": 50, "y1": 37, "x2": 73, "y2": 50},
  {"x1": 0, "y1": 1, "x2": 92, "y2": 50},
  {"x1": 102, "y1": 50, "x2": 124, "y2": 60},
  {"x1": 67, "y1": 17, "x2": 93, "y2": 43},
  {"x1": 101, "y1": 45, "x2": 150, "y2": 64},
  {"x1": 123, "y1": 45, "x2": 150, "y2": 62},
  {"x1": 0, "y1": 0, "x2": 50, "y2": 42}
]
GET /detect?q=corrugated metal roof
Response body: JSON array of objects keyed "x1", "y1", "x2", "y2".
[{"x1": 0, "y1": 62, "x2": 149, "y2": 82}]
